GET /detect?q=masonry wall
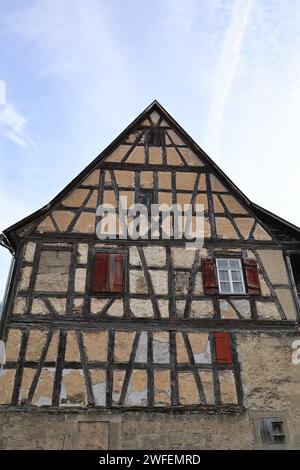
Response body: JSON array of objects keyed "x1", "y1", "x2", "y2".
[{"x1": 1, "y1": 331, "x2": 299, "y2": 449}]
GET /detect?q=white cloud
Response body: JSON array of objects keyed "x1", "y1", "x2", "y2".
[
  {"x1": 205, "y1": 0, "x2": 254, "y2": 159},
  {"x1": 0, "y1": 104, "x2": 37, "y2": 149}
]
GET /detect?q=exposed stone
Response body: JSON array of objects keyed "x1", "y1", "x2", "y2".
[
  {"x1": 24, "y1": 242, "x2": 36, "y2": 262},
  {"x1": 91, "y1": 298, "x2": 109, "y2": 315},
  {"x1": 256, "y1": 301, "x2": 281, "y2": 320},
  {"x1": 174, "y1": 271, "x2": 190, "y2": 295},
  {"x1": 130, "y1": 299, "x2": 153, "y2": 318},
  {"x1": 77, "y1": 243, "x2": 88, "y2": 264},
  {"x1": 61, "y1": 370, "x2": 87, "y2": 404},
  {"x1": 157, "y1": 300, "x2": 169, "y2": 318},
  {"x1": 105, "y1": 299, "x2": 124, "y2": 317},
  {"x1": 77, "y1": 421, "x2": 109, "y2": 450},
  {"x1": 31, "y1": 299, "x2": 48, "y2": 315},
  {"x1": 194, "y1": 273, "x2": 204, "y2": 295},
  {"x1": 74, "y1": 268, "x2": 87, "y2": 293},
  {"x1": 149, "y1": 270, "x2": 168, "y2": 295},
  {"x1": 73, "y1": 298, "x2": 84, "y2": 315},
  {"x1": 19, "y1": 266, "x2": 32, "y2": 291},
  {"x1": 83, "y1": 331, "x2": 108, "y2": 362},
  {"x1": 172, "y1": 248, "x2": 195, "y2": 268},
  {"x1": 190, "y1": 300, "x2": 214, "y2": 319},
  {"x1": 12, "y1": 297, "x2": 26, "y2": 315},
  {"x1": 130, "y1": 270, "x2": 148, "y2": 293},
  {"x1": 231, "y1": 299, "x2": 251, "y2": 319}
]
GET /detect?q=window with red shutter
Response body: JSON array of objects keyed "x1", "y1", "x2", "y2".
[
  {"x1": 214, "y1": 332, "x2": 232, "y2": 364},
  {"x1": 92, "y1": 253, "x2": 110, "y2": 293},
  {"x1": 244, "y1": 258, "x2": 261, "y2": 295},
  {"x1": 201, "y1": 257, "x2": 218, "y2": 294},
  {"x1": 92, "y1": 252, "x2": 125, "y2": 293},
  {"x1": 108, "y1": 253, "x2": 124, "y2": 293}
]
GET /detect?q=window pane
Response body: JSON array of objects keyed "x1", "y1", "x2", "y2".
[
  {"x1": 220, "y1": 281, "x2": 231, "y2": 293},
  {"x1": 217, "y1": 259, "x2": 229, "y2": 268},
  {"x1": 219, "y1": 270, "x2": 229, "y2": 281},
  {"x1": 231, "y1": 270, "x2": 242, "y2": 281},
  {"x1": 233, "y1": 282, "x2": 243, "y2": 293},
  {"x1": 229, "y1": 259, "x2": 240, "y2": 268}
]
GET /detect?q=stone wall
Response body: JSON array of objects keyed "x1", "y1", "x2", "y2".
[{"x1": 1, "y1": 332, "x2": 299, "y2": 449}]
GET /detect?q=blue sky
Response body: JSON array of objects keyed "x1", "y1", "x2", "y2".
[{"x1": 1, "y1": 0, "x2": 300, "y2": 298}]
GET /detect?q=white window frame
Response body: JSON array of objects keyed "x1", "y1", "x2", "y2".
[{"x1": 216, "y1": 258, "x2": 246, "y2": 294}]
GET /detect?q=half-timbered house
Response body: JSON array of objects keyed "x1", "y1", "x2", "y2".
[{"x1": 0, "y1": 101, "x2": 299, "y2": 449}]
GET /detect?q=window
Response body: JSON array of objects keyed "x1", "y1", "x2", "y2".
[
  {"x1": 92, "y1": 252, "x2": 125, "y2": 293},
  {"x1": 216, "y1": 258, "x2": 245, "y2": 294},
  {"x1": 260, "y1": 417, "x2": 286, "y2": 445},
  {"x1": 145, "y1": 127, "x2": 163, "y2": 147}
]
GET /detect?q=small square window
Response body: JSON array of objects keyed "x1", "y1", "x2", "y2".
[
  {"x1": 260, "y1": 417, "x2": 286, "y2": 445},
  {"x1": 216, "y1": 258, "x2": 245, "y2": 294}
]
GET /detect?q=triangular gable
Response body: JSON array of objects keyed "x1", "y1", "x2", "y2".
[{"x1": 2, "y1": 101, "x2": 286, "y2": 247}]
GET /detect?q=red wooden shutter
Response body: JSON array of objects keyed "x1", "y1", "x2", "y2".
[
  {"x1": 214, "y1": 332, "x2": 232, "y2": 364},
  {"x1": 108, "y1": 253, "x2": 124, "y2": 293},
  {"x1": 244, "y1": 258, "x2": 261, "y2": 295},
  {"x1": 92, "y1": 253, "x2": 110, "y2": 293},
  {"x1": 201, "y1": 257, "x2": 218, "y2": 294}
]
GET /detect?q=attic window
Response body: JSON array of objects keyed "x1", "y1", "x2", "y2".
[{"x1": 145, "y1": 127, "x2": 163, "y2": 147}]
